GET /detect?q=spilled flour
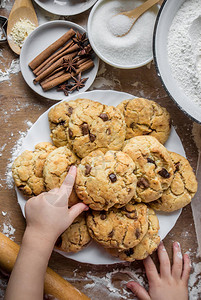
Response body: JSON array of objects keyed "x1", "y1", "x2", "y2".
[
  {"x1": 0, "y1": 212, "x2": 16, "y2": 241},
  {"x1": 0, "y1": 59, "x2": 20, "y2": 83}
]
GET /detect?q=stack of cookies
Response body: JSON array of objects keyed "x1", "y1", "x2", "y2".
[{"x1": 12, "y1": 98, "x2": 198, "y2": 261}]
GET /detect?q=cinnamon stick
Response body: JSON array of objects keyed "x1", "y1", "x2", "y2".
[
  {"x1": 33, "y1": 40, "x2": 74, "y2": 75},
  {"x1": 34, "y1": 43, "x2": 79, "y2": 76},
  {"x1": 41, "y1": 60, "x2": 94, "y2": 91},
  {"x1": 40, "y1": 69, "x2": 66, "y2": 85},
  {"x1": 29, "y1": 29, "x2": 76, "y2": 70},
  {"x1": 33, "y1": 52, "x2": 77, "y2": 84}
]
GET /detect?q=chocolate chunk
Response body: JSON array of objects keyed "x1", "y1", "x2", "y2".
[
  {"x1": 55, "y1": 235, "x2": 62, "y2": 248},
  {"x1": 124, "y1": 248, "x2": 134, "y2": 257},
  {"x1": 135, "y1": 228, "x2": 140, "y2": 239},
  {"x1": 130, "y1": 122, "x2": 135, "y2": 129},
  {"x1": 137, "y1": 177, "x2": 150, "y2": 188},
  {"x1": 89, "y1": 133, "x2": 96, "y2": 142},
  {"x1": 99, "y1": 113, "x2": 109, "y2": 121},
  {"x1": 147, "y1": 158, "x2": 156, "y2": 165},
  {"x1": 58, "y1": 120, "x2": 65, "y2": 126},
  {"x1": 108, "y1": 230, "x2": 114, "y2": 238},
  {"x1": 68, "y1": 128, "x2": 73, "y2": 139},
  {"x1": 109, "y1": 173, "x2": 117, "y2": 183},
  {"x1": 68, "y1": 106, "x2": 73, "y2": 115},
  {"x1": 106, "y1": 128, "x2": 111, "y2": 135},
  {"x1": 126, "y1": 212, "x2": 137, "y2": 219},
  {"x1": 100, "y1": 213, "x2": 107, "y2": 220},
  {"x1": 174, "y1": 162, "x2": 180, "y2": 173},
  {"x1": 81, "y1": 123, "x2": 89, "y2": 135},
  {"x1": 85, "y1": 164, "x2": 92, "y2": 176},
  {"x1": 158, "y1": 168, "x2": 170, "y2": 178}
]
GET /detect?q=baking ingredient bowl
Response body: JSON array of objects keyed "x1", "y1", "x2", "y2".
[
  {"x1": 153, "y1": 0, "x2": 201, "y2": 124},
  {"x1": 88, "y1": 0, "x2": 159, "y2": 69}
]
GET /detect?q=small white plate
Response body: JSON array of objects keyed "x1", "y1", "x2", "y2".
[
  {"x1": 34, "y1": 0, "x2": 97, "y2": 16},
  {"x1": 20, "y1": 20, "x2": 99, "y2": 101},
  {"x1": 16, "y1": 90, "x2": 185, "y2": 265}
]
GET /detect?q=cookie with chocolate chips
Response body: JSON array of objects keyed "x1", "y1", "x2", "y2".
[
  {"x1": 150, "y1": 152, "x2": 198, "y2": 212},
  {"x1": 86, "y1": 203, "x2": 148, "y2": 250},
  {"x1": 107, "y1": 208, "x2": 160, "y2": 261},
  {"x1": 123, "y1": 136, "x2": 174, "y2": 203},
  {"x1": 55, "y1": 213, "x2": 91, "y2": 253},
  {"x1": 117, "y1": 98, "x2": 171, "y2": 144},
  {"x1": 75, "y1": 150, "x2": 137, "y2": 210},
  {"x1": 67, "y1": 99, "x2": 126, "y2": 158},
  {"x1": 48, "y1": 99, "x2": 82, "y2": 147},
  {"x1": 12, "y1": 142, "x2": 56, "y2": 196},
  {"x1": 43, "y1": 146, "x2": 80, "y2": 206}
]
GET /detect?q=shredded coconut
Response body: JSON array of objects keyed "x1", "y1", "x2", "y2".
[{"x1": 10, "y1": 18, "x2": 36, "y2": 48}]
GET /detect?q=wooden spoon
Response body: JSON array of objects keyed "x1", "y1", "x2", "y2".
[
  {"x1": 109, "y1": 0, "x2": 160, "y2": 37},
  {"x1": 7, "y1": 0, "x2": 38, "y2": 55}
]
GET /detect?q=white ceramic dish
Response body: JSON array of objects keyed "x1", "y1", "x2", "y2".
[
  {"x1": 88, "y1": 0, "x2": 159, "y2": 69},
  {"x1": 20, "y1": 20, "x2": 99, "y2": 101},
  {"x1": 153, "y1": 0, "x2": 201, "y2": 124},
  {"x1": 34, "y1": 0, "x2": 97, "y2": 16},
  {"x1": 15, "y1": 90, "x2": 185, "y2": 265}
]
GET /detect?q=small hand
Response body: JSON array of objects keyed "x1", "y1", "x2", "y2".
[
  {"x1": 127, "y1": 242, "x2": 191, "y2": 300},
  {"x1": 25, "y1": 166, "x2": 88, "y2": 244}
]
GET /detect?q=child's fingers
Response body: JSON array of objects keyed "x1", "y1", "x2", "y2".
[
  {"x1": 181, "y1": 253, "x2": 191, "y2": 284},
  {"x1": 127, "y1": 281, "x2": 151, "y2": 300},
  {"x1": 172, "y1": 241, "x2": 183, "y2": 279},
  {"x1": 68, "y1": 203, "x2": 89, "y2": 223},
  {"x1": 158, "y1": 242, "x2": 171, "y2": 278},
  {"x1": 143, "y1": 256, "x2": 159, "y2": 283}
]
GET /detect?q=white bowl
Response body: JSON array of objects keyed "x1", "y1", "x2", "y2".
[
  {"x1": 153, "y1": 0, "x2": 201, "y2": 124},
  {"x1": 88, "y1": 0, "x2": 159, "y2": 69}
]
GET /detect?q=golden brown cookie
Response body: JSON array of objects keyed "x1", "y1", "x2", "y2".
[
  {"x1": 75, "y1": 150, "x2": 137, "y2": 210},
  {"x1": 48, "y1": 99, "x2": 81, "y2": 147},
  {"x1": 43, "y1": 146, "x2": 80, "y2": 206},
  {"x1": 55, "y1": 213, "x2": 91, "y2": 253},
  {"x1": 67, "y1": 99, "x2": 126, "y2": 158},
  {"x1": 86, "y1": 203, "x2": 148, "y2": 250},
  {"x1": 12, "y1": 142, "x2": 56, "y2": 196},
  {"x1": 107, "y1": 208, "x2": 160, "y2": 261},
  {"x1": 117, "y1": 98, "x2": 171, "y2": 144},
  {"x1": 150, "y1": 152, "x2": 198, "y2": 212},
  {"x1": 123, "y1": 136, "x2": 174, "y2": 203}
]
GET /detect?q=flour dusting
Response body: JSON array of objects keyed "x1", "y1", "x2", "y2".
[{"x1": 0, "y1": 59, "x2": 20, "y2": 83}]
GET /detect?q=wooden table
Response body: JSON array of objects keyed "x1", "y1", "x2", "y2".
[{"x1": 0, "y1": 1, "x2": 201, "y2": 299}]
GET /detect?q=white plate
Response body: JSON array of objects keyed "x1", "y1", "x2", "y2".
[
  {"x1": 16, "y1": 90, "x2": 185, "y2": 265},
  {"x1": 34, "y1": 0, "x2": 97, "y2": 16},
  {"x1": 20, "y1": 21, "x2": 99, "y2": 101}
]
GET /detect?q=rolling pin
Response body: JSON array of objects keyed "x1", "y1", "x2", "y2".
[{"x1": 0, "y1": 232, "x2": 90, "y2": 300}]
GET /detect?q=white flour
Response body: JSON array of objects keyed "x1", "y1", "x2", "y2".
[
  {"x1": 168, "y1": 0, "x2": 201, "y2": 107},
  {"x1": 0, "y1": 59, "x2": 20, "y2": 83}
]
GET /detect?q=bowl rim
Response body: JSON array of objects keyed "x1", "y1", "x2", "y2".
[
  {"x1": 87, "y1": 0, "x2": 155, "y2": 69},
  {"x1": 153, "y1": 0, "x2": 201, "y2": 125}
]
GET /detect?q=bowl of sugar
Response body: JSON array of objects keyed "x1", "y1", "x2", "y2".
[
  {"x1": 88, "y1": 0, "x2": 159, "y2": 69},
  {"x1": 153, "y1": 0, "x2": 201, "y2": 123}
]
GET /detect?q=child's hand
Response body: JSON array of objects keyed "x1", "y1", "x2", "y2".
[
  {"x1": 25, "y1": 166, "x2": 88, "y2": 244},
  {"x1": 127, "y1": 242, "x2": 191, "y2": 300}
]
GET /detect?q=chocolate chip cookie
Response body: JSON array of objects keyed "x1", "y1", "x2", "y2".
[
  {"x1": 117, "y1": 98, "x2": 171, "y2": 144},
  {"x1": 12, "y1": 142, "x2": 56, "y2": 196},
  {"x1": 48, "y1": 99, "x2": 81, "y2": 147},
  {"x1": 55, "y1": 213, "x2": 91, "y2": 253},
  {"x1": 86, "y1": 203, "x2": 148, "y2": 250},
  {"x1": 150, "y1": 152, "x2": 198, "y2": 212},
  {"x1": 67, "y1": 99, "x2": 126, "y2": 158},
  {"x1": 43, "y1": 146, "x2": 80, "y2": 206},
  {"x1": 107, "y1": 208, "x2": 160, "y2": 261},
  {"x1": 75, "y1": 150, "x2": 137, "y2": 210},
  {"x1": 123, "y1": 136, "x2": 174, "y2": 203}
]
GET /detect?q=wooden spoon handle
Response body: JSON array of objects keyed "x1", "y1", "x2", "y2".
[
  {"x1": 0, "y1": 232, "x2": 90, "y2": 300},
  {"x1": 124, "y1": 0, "x2": 160, "y2": 19}
]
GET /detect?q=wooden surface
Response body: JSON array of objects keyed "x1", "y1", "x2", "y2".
[{"x1": 0, "y1": 1, "x2": 201, "y2": 299}]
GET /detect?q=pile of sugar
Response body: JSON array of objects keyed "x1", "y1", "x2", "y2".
[
  {"x1": 91, "y1": 0, "x2": 157, "y2": 66},
  {"x1": 108, "y1": 14, "x2": 133, "y2": 37},
  {"x1": 168, "y1": 0, "x2": 201, "y2": 107}
]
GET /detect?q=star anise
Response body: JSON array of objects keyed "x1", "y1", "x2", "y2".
[
  {"x1": 57, "y1": 81, "x2": 71, "y2": 96},
  {"x1": 72, "y1": 31, "x2": 88, "y2": 48},
  {"x1": 62, "y1": 57, "x2": 78, "y2": 73},
  {"x1": 78, "y1": 44, "x2": 93, "y2": 57},
  {"x1": 69, "y1": 72, "x2": 88, "y2": 92}
]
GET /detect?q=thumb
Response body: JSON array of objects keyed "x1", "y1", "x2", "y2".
[
  {"x1": 59, "y1": 165, "x2": 77, "y2": 197},
  {"x1": 127, "y1": 281, "x2": 151, "y2": 300},
  {"x1": 68, "y1": 203, "x2": 89, "y2": 223}
]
